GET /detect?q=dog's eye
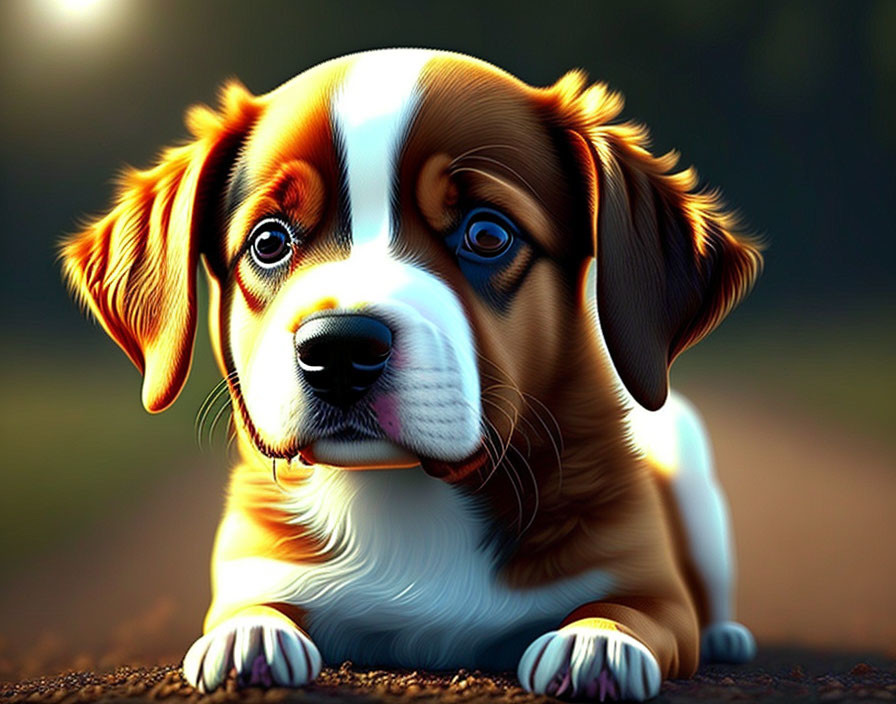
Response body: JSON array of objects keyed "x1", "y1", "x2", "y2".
[
  {"x1": 249, "y1": 219, "x2": 293, "y2": 268},
  {"x1": 462, "y1": 213, "x2": 513, "y2": 258}
]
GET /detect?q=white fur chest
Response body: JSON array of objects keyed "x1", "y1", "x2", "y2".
[{"x1": 215, "y1": 467, "x2": 614, "y2": 669}]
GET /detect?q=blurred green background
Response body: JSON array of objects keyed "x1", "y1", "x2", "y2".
[{"x1": 0, "y1": 0, "x2": 894, "y2": 671}]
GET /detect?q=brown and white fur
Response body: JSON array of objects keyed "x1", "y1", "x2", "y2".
[{"x1": 62, "y1": 49, "x2": 762, "y2": 701}]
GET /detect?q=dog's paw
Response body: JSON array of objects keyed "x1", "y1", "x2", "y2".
[
  {"x1": 701, "y1": 620, "x2": 756, "y2": 664},
  {"x1": 182, "y1": 614, "x2": 322, "y2": 693},
  {"x1": 518, "y1": 619, "x2": 661, "y2": 702}
]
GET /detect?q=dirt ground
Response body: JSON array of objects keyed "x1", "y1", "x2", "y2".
[
  {"x1": 2, "y1": 648, "x2": 896, "y2": 703},
  {"x1": 0, "y1": 383, "x2": 894, "y2": 700}
]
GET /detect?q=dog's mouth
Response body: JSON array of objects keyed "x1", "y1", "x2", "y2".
[
  {"x1": 298, "y1": 438, "x2": 421, "y2": 470},
  {"x1": 293, "y1": 433, "x2": 490, "y2": 484},
  {"x1": 235, "y1": 378, "x2": 488, "y2": 481},
  {"x1": 236, "y1": 391, "x2": 489, "y2": 482}
]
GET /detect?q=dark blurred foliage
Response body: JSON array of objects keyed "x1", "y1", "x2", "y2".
[{"x1": 0, "y1": 0, "x2": 894, "y2": 343}]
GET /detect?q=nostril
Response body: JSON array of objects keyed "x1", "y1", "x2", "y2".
[
  {"x1": 349, "y1": 338, "x2": 391, "y2": 369},
  {"x1": 296, "y1": 341, "x2": 325, "y2": 371}
]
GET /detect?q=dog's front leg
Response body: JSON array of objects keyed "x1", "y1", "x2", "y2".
[
  {"x1": 182, "y1": 603, "x2": 321, "y2": 692},
  {"x1": 182, "y1": 467, "x2": 326, "y2": 692},
  {"x1": 518, "y1": 596, "x2": 697, "y2": 702}
]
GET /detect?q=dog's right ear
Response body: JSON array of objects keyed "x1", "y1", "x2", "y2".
[
  {"x1": 543, "y1": 72, "x2": 762, "y2": 410},
  {"x1": 61, "y1": 82, "x2": 262, "y2": 412}
]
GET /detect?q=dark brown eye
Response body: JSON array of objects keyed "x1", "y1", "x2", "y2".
[
  {"x1": 463, "y1": 217, "x2": 513, "y2": 258},
  {"x1": 249, "y1": 220, "x2": 292, "y2": 268}
]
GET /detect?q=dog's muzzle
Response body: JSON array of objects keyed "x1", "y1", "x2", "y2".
[{"x1": 295, "y1": 314, "x2": 392, "y2": 408}]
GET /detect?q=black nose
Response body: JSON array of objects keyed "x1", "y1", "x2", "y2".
[{"x1": 295, "y1": 314, "x2": 392, "y2": 408}]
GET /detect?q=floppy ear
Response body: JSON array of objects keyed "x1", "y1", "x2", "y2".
[
  {"x1": 548, "y1": 73, "x2": 763, "y2": 410},
  {"x1": 61, "y1": 82, "x2": 261, "y2": 412}
]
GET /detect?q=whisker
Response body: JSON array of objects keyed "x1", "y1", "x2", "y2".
[
  {"x1": 195, "y1": 375, "x2": 230, "y2": 420},
  {"x1": 482, "y1": 383, "x2": 542, "y2": 448},
  {"x1": 475, "y1": 414, "x2": 514, "y2": 491},
  {"x1": 519, "y1": 390, "x2": 565, "y2": 454},
  {"x1": 480, "y1": 392, "x2": 520, "y2": 436},
  {"x1": 481, "y1": 394, "x2": 531, "y2": 456},
  {"x1": 442, "y1": 335, "x2": 561, "y2": 504},
  {"x1": 478, "y1": 359, "x2": 536, "y2": 436},
  {"x1": 474, "y1": 394, "x2": 535, "y2": 534},
  {"x1": 482, "y1": 401, "x2": 514, "y2": 475},
  {"x1": 476, "y1": 418, "x2": 501, "y2": 485},
  {"x1": 448, "y1": 143, "x2": 525, "y2": 168},
  {"x1": 451, "y1": 155, "x2": 550, "y2": 210},
  {"x1": 480, "y1": 355, "x2": 561, "y2": 454},
  {"x1": 477, "y1": 351, "x2": 565, "y2": 492},
  {"x1": 207, "y1": 396, "x2": 234, "y2": 449},
  {"x1": 195, "y1": 374, "x2": 236, "y2": 449},
  {"x1": 501, "y1": 461, "x2": 524, "y2": 531},
  {"x1": 477, "y1": 416, "x2": 507, "y2": 488},
  {"x1": 197, "y1": 394, "x2": 230, "y2": 451},
  {"x1": 507, "y1": 441, "x2": 539, "y2": 535},
  {"x1": 518, "y1": 390, "x2": 565, "y2": 492},
  {"x1": 474, "y1": 352, "x2": 522, "y2": 398}
]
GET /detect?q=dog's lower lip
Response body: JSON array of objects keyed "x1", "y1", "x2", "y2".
[
  {"x1": 420, "y1": 446, "x2": 490, "y2": 483},
  {"x1": 292, "y1": 439, "x2": 489, "y2": 479},
  {"x1": 299, "y1": 439, "x2": 421, "y2": 470}
]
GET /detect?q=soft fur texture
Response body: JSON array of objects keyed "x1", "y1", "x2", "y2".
[{"x1": 62, "y1": 49, "x2": 761, "y2": 701}]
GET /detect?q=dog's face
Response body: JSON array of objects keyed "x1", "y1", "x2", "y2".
[
  {"x1": 62, "y1": 49, "x2": 761, "y2": 479},
  {"x1": 208, "y1": 52, "x2": 591, "y2": 476}
]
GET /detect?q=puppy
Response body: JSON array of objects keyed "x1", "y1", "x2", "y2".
[{"x1": 62, "y1": 49, "x2": 761, "y2": 701}]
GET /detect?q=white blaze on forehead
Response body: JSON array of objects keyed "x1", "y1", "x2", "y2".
[
  {"x1": 234, "y1": 50, "x2": 484, "y2": 460},
  {"x1": 332, "y1": 49, "x2": 433, "y2": 253}
]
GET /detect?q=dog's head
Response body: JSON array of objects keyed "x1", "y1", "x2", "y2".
[{"x1": 61, "y1": 49, "x2": 761, "y2": 481}]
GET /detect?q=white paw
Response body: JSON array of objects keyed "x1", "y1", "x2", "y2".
[
  {"x1": 518, "y1": 623, "x2": 661, "y2": 701},
  {"x1": 182, "y1": 614, "x2": 322, "y2": 692},
  {"x1": 701, "y1": 620, "x2": 756, "y2": 664}
]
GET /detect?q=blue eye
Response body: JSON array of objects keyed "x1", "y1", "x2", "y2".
[
  {"x1": 462, "y1": 214, "x2": 513, "y2": 258},
  {"x1": 249, "y1": 219, "x2": 293, "y2": 268},
  {"x1": 448, "y1": 208, "x2": 529, "y2": 311}
]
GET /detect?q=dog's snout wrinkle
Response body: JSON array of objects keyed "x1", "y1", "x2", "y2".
[{"x1": 295, "y1": 314, "x2": 393, "y2": 408}]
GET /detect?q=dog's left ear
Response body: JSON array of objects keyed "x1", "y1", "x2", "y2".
[
  {"x1": 61, "y1": 82, "x2": 262, "y2": 412},
  {"x1": 544, "y1": 73, "x2": 763, "y2": 410}
]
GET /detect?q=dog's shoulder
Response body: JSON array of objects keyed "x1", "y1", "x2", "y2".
[{"x1": 626, "y1": 390, "x2": 712, "y2": 479}]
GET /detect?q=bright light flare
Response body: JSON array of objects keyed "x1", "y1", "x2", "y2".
[
  {"x1": 56, "y1": 0, "x2": 105, "y2": 18},
  {"x1": 43, "y1": 0, "x2": 123, "y2": 33},
  {"x1": 628, "y1": 403, "x2": 680, "y2": 478}
]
